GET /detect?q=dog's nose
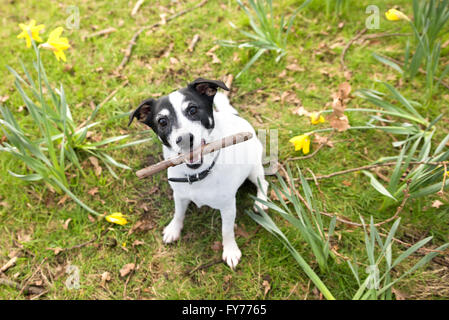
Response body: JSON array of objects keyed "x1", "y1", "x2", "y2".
[{"x1": 176, "y1": 133, "x2": 194, "y2": 148}]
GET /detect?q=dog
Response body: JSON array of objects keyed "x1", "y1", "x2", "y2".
[{"x1": 128, "y1": 78, "x2": 269, "y2": 269}]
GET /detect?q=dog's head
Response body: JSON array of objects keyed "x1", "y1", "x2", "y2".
[{"x1": 128, "y1": 78, "x2": 229, "y2": 165}]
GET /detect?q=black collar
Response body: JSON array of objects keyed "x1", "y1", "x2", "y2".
[{"x1": 168, "y1": 152, "x2": 219, "y2": 184}]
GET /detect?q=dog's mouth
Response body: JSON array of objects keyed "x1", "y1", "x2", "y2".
[{"x1": 181, "y1": 139, "x2": 206, "y2": 168}]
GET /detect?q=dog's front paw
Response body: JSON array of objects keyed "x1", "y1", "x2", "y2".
[
  {"x1": 163, "y1": 220, "x2": 182, "y2": 244},
  {"x1": 222, "y1": 244, "x2": 242, "y2": 270}
]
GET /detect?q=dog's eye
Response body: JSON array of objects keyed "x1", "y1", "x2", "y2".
[
  {"x1": 187, "y1": 105, "x2": 198, "y2": 116},
  {"x1": 158, "y1": 117, "x2": 168, "y2": 127}
]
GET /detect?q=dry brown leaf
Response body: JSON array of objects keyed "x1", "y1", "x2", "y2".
[
  {"x1": 128, "y1": 219, "x2": 155, "y2": 235},
  {"x1": 392, "y1": 287, "x2": 406, "y2": 300},
  {"x1": 88, "y1": 187, "x2": 99, "y2": 196},
  {"x1": 17, "y1": 232, "x2": 32, "y2": 243},
  {"x1": 262, "y1": 280, "x2": 271, "y2": 298},
  {"x1": 291, "y1": 106, "x2": 310, "y2": 116},
  {"x1": 0, "y1": 95, "x2": 10, "y2": 103},
  {"x1": 207, "y1": 52, "x2": 221, "y2": 64},
  {"x1": 327, "y1": 113, "x2": 350, "y2": 132},
  {"x1": 47, "y1": 247, "x2": 63, "y2": 255},
  {"x1": 313, "y1": 133, "x2": 334, "y2": 148},
  {"x1": 432, "y1": 200, "x2": 444, "y2": 209},
  {"x1": 159, "y1": 13, "x2": 167, "y2": 25},
  {"x1": 327, "y1": 82, "x2": 352, "y2": 132},
  {"x1": 338, "y1": 82, "x2": 352, "y2": 99},
  {"x1": 286, "y1": 64, "x2": 305, "y2": 72},
  {"x1": 170, "y1": 57, "x2": 179, "y2": 65},
  {"x1": 63, "y1": 218, "x2": 72, "y2": 230},
  {"x1": 88, "y1": 156, "x2": 102, "y2": 177},
  {"x1": 342, "y1": 180, "x2": 352, "y2": 187},
  {"x1": 223, "y1": 74, "x2": 233, "y2": 94},
  {"x1": 119, "y1": 263, "x2": 135, "y2": 277},
  {"x1": 132, "y1": 239, "x2": 145, "y2": 247},
  {"x1": 57, "y1": 195, "x2": 70, "y2": 206},
  {"x1": 100, "y1": 271, "x2": 111, "y2": 287},
  {"x1": 87, "y1": 214, "x2": 96, "y2": 223}
]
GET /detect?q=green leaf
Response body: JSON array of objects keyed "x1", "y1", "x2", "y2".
[
  {"x1": 362, "y1": 171, "x2": 397, "y2": 201},
  {"x1": 372, "y1": 53, "x2": 403, "y2": 74}
]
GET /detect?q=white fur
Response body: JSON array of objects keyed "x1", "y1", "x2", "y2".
[{"x1": 162, "y1": 91, "x2": 268, "y2": 269}]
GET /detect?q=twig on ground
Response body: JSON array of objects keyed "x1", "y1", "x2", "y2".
[
  {"x1": 0, "y1": 278, "x2": 45, "y2": 295},
  {"x1": 115, "y1": 0, "x2": 208, "y2": 74},
  {"x1": 123, "y1": 257, "x2": 140, "y2": 299},
  {"x1": 0, "y1": 256, "x2": 17, "y2": 273},
  {"x1": 361, "y1": 32, "x2": 411, "y2": 41},
  {"x1": 187, "y1": 34, "x2": 200, "y2": 52},
  {"x1": 340, "y1": 28, "x2": 367, "y2": 71},
  {"x1": 185, "y1": 259, "x2": 223, "y2": 276},
  {"x1": 131, "y1": 0, "x2": 145, "y2": 17},
  {"x1": 83, "y1": 27, "x2": 117, "y2": 41},
  {"x1": 64, "y1": 228, "x2": 110, "y2": 251},
  {"x1": 378, "y1": 230, "x2": 447, "y2": 255},
  {"x1": 16, "y1": 258, "x2": 47, "y2": 298},
  {"x1": 288, "y1": 143, "x2": 326, "y2": 161}
]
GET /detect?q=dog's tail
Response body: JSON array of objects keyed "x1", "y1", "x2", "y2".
[{"x1": 214, "y1": 92, "x2": 239, "y2": 115}]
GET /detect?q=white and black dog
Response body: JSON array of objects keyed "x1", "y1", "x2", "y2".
[{"x1": 129, "y1": 78, "x2": 268, "y2": 269}]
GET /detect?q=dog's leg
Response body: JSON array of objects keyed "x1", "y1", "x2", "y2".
[
  {"x1": 163, "y1": 195, "x2": 189, "y2": 243},
  {"x1": 249, "y1": 165, "x2": 269, "y2": 211},
  {"x1": 220, "y1": 200, "x2": 241, "y2": 269}
]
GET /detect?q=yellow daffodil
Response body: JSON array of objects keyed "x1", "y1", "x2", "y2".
[
  {"x1": 17, "y1": 20, "x2": 45, "y2": 48},
  {"x1": 385, "y1": 9, "x2": 410, "y2": 22},
  {"x1": 289, "y1": 134, "x2": 311, "y2": 154},
  {"x1": 310, "y1": 112, "x2": 325, "y2": 125},
  {"x1": 105, "y1": 212, "x2": 128, "y2": 225},
  {"x1": 40, "y1": 27, "x2": 70, "y2": 62}
]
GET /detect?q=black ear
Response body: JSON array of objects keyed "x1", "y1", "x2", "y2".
[
  {"x1": 128, "y1": 98, "x2": 154, "y2": 127},
  {"x1": 188, "y1": 78, "x2": 230, "y2": 97}
]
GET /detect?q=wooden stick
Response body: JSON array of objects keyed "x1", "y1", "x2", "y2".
[{"x1": 136, "y1": 132, "x2": 253, "y2": 179}]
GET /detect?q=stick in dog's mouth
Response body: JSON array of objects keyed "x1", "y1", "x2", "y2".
[
  {"x1": 182, "y1": 139, "x2": 207, "y2": 166},
  {"x1": 136, "y1": 132, "x2": 253, "y2": 179}
]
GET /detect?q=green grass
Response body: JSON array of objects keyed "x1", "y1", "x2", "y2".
[{"x1": 0, "y1": 0, "x2": 448, "y2": 300}]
